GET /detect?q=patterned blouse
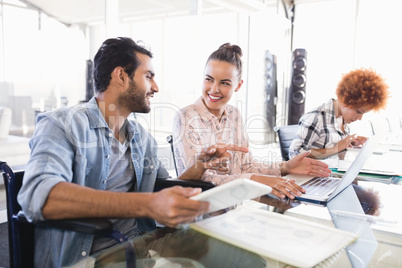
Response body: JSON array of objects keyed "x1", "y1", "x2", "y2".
[
  {"x1": 289, "y1": 98, "x2": 349, "y2": 159},
  {"x1": 172, "y1": 97, "x2": 281, "y2": 185}
]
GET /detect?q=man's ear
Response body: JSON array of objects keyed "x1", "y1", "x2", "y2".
[
  {"x1": 234, "y1": 79, "x2": 244, "y2": 92},
  {"x1": 112, "y1": 67, "x2": 126, "y2": 84}
]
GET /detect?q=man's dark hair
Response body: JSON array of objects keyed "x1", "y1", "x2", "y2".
[{"x1": 93, "y1": 37, "x2": 153, "y2": 93}]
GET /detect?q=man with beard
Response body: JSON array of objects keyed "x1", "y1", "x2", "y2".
[{"x1": 18, "y1": 37, "x2": 248, "y2": 267}]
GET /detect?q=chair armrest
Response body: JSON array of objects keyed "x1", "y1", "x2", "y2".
[
  {"x1": 154, "y1": 177, "x2": 215, "y2": 192},
  {"x1": 14, "y1": 213, "x2": 114, "y2": 236},
  {"x1": 37, "y1": 218, "x2": 114, "y2": 236}
]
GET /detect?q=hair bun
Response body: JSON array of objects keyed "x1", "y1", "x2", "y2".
[
  {"x1": 231, "y1": 45, "x2": 242, "y2": 57},
  {"x1": 218, "y1": 43, "x2": 243, "y2": 57}
]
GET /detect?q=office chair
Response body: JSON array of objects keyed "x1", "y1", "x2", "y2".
[
  {"x1": 274, "y1": 125, "x2": 299, "y2": 161},
  {"x1": 1, "y1": 160, "x2": 213, "y2": 268},
  {"x1": 0, "y1": 161, "x2": 136, "y2": 268},
  {"x1": 166, "y1": 134, "x2": 178, "y2": 177}
]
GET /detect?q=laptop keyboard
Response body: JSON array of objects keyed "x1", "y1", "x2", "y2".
[{"x1": 302, "y1": 177, "x2": 340, "y2": 196}]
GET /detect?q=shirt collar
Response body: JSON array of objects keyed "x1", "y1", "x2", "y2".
[
  {"x1": 84, "y1": 97, "x2": 109, "y2": 129},
  {"x1": 84, "y1": 97, "x2": 137, "y2": 140},
  {"x1": 194, "y1": 97, "x2": 229, "y2": 122},
  {"x1": 330, "y1": 98, "x2": 349, "y2": 133}
]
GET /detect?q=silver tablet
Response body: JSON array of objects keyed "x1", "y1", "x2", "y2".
[{"x1": 190, "y1": 178, "x2": 272, "y2": 213}]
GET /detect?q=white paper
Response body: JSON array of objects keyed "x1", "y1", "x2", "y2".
[{"x1": 191, "y1": 207, "x2": 357, "y2": 268}]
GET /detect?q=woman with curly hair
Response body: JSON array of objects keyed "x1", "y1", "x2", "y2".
[{"x1": 289, "y1": 68, "x2": 390, "y2": 159}]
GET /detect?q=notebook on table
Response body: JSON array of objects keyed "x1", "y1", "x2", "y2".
[
  {"x1": 296, "y1": 135, "x2": 380, "y2": 204},
  {"x1": 190, "y1": 206, "x2": 358, "y2": 268}
]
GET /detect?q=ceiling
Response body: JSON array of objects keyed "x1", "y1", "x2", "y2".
[{"x1": 21, "y1": 0, "x2": 281, "y2": 26}]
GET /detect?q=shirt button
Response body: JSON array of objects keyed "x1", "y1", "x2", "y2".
[
  {"x1": 150, "y1": 165, "x2": 154, "y2": 169},
  {"x1": 109, "y1": 132, "x2": 113, "y2": 138},
  {"x1": 106, "y1": 155, "x2": 110, "y2": 159},
  {"x1": 82, "y1": 251, "x2": 87, "y2": 257},
  {"x1": 103, "y1": 180, "x2": 107, "y2": 184}
]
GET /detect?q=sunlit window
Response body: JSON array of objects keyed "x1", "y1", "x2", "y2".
[
  {"x1": 3, "y1": 5, "x2": 40, "y2": 83},
  {"x1": 0, "y1": 2, "x2": 87, "y2": 137}
]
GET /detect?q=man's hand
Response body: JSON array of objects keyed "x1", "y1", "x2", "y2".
[
  {"x1": 196, "y1": 143, "x2": 249, "y2": 172},
  {"x1": 282, "y1": 151, "x2": 331, "y2": 177},
  {"x1": 147, "y1": 186, "x2": 209, "y2": 227}
]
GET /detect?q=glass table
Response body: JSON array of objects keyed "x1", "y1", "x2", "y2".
[{"x1": 75, "y1": 148, "x2": 402, "y2": 267}]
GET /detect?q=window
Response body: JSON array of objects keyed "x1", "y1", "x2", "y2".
[
  {"x1": 0, "y1": 2, "x2": 87, "y2": 137},
  {"x1": 293, "y1": 0, "x2": 401, "y2": 134}
]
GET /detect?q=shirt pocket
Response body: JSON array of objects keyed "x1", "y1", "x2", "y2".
[
  {"x1": 142, "y1": 156, "x2": 159, "y2": 174},
  {"x1": 73, "y1": 154, "x2": 93, "y2": 185}
]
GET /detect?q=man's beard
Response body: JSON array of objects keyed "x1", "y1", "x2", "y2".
[{"x1": 119, "y1": 79, "x2": 151, "y2": 114}]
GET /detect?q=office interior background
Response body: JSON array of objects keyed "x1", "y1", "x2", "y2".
[{"x1": 0, "y1": 0, "x2": 401, "y2": 212}]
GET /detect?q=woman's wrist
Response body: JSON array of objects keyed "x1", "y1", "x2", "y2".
[{"x1": 280, "y1": 161, "x2": 288, "y2": 177}]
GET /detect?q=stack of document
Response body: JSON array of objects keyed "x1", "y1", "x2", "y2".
[
  {"x1": 190, "y1": 207, "x2": 357, "y2": 268},
  {"x1": 337, "y1": 153, "x2": 401, "y2": 176}
]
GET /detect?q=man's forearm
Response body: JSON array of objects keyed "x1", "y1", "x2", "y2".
[{"x1": 42, "y1": 182, "x2": 153, "y2": 220}]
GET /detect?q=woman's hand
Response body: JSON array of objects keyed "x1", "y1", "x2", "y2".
[
  {"x1": 337, "y1": 134, "x2": 360, "y2": 151},
  {"x1": 282, "y1": 151, "x2": 331, "y2": 177},
  {"x1": 251, "y1": 175, "x2": 305, "y2": 199},
  {"x1": 196, "y1": 143, "x2": 248, "y2": 172},
  {"x1": 351, "y1": 135, "x2": 367, "y2": 147},
  {"x1": 179, "y1": 144, "x2": 248, "y2": 181}
]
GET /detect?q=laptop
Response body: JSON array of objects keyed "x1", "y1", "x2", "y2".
[{"x1": 296, "y1": 135, "x2": 380, "y2": 204}]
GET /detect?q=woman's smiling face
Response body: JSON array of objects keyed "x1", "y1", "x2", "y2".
[{"x1": 201, "y1": 60, "x2": 243, "y2": 118}]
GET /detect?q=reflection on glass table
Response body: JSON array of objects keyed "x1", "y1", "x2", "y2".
[
  {"x1": 72, "y1": 225, "x2": 268, "y2": 268},
  {"x1": 72, "y1": 177, "x2": 402, "y2": 268},
  {"x1": 260, "y1": 178, "x2": 402, "y2": 268}
]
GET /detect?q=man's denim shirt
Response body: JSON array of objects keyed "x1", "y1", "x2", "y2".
[{"x1": 18, "y1": 97, "x2": 169, "y2": 267}]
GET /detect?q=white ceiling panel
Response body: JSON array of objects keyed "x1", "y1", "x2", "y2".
[{"x1": 21, "y1": 0, "x2": 278, "y2": 25}]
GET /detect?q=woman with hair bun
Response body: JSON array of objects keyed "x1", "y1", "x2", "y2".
[
  {"x1": 289, "y1": 68, "x2": 390, "y2": 159},
  {"x1": 172, "y1": 43, "x2": 331, "y2": 200}
]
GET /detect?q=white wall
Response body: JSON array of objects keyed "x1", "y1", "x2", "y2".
[
  {"x1": 88, "y1": 6, "x2": 291, "y2": 148},
  {"x1": 3, "y1": 0, "x2": 400, "y2": 141},
  {"x1": 293, "y1": 0, "x2": 402, "y2": 136}
]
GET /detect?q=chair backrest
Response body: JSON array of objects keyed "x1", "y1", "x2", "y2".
[
  {"x1": 0, "y1": 161, "x2": 35, "y2": 268},
  {"x1": 274, "y1": 125, "x2": 299, "y2": 161},
  {"x1": 166, "y1": 135, "x2": 179, "y2": 177}
]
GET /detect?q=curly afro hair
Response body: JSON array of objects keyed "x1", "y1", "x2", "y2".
[{"x1": 336, "y1": 68, "x2": 390, "y2": 111}]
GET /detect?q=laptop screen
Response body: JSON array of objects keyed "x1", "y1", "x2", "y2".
[{"x1": 328, "y1": 135, "x2": 380, "y2": 200}]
